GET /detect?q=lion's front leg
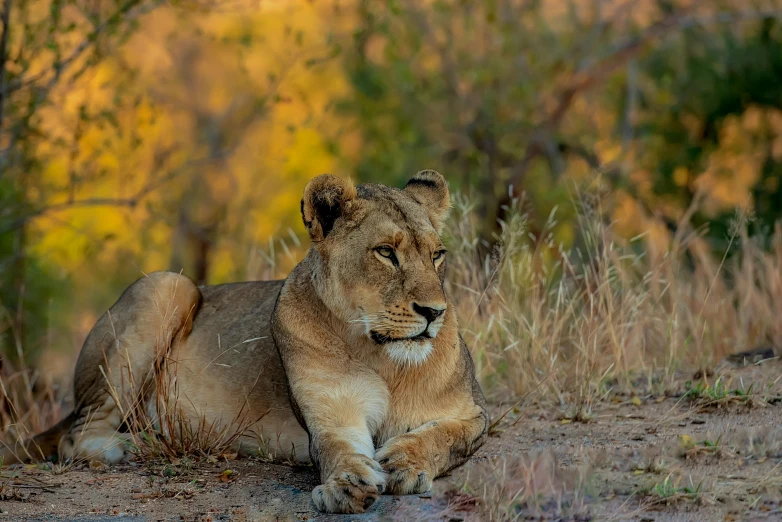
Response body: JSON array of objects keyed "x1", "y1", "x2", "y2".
[
  {"x1": 290, "y1": 372, "x2": 390, "y2": 513},
  {"x1": 375, "y1": 409, "x2": 488, "y2": 495}
]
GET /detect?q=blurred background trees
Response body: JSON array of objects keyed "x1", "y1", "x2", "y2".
[{"x1": 2, "y1": 0, "x2": 782, "y2": 370}]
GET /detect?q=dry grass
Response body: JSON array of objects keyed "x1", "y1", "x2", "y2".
[
  {"x1": 0, "y1": 357, "x2": 64, "y2": 465},
  {"x1": 444, "y1": 190, "x2": 782, "y2": 410},
  {"x1": 458, "y1": 452, "x2": 593, "y2": 521},
  {"x1": 389, "y1": 452, "x2": 593, "y2": 522}
]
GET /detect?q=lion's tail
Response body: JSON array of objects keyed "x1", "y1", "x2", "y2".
[{"x1": 1, "y1": 411, "x2": 75, "y2": 466}]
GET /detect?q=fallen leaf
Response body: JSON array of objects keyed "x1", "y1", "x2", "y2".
[
  {"x1": 678, "y1": 434, "x2": 694, "y2": 450},
  {"x1": 89, "y1": 460, "x2": 107, "y2": 470}
]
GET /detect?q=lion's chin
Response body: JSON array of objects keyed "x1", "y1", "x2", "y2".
[{"x1": 384, "y1": 339, "x2": 434, "y2": 366}]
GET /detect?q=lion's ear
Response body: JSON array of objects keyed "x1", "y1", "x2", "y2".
[
  {"x1": 301, "y1": 174, "x2": 357, "y2": 241},
  {"x1": 404, "y1": 169, "x2": 450, "y2": 232}
]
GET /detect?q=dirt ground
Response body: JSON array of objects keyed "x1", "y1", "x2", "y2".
[{"x1": 1, "y1": 360, "x2": 781, "y2": 522}]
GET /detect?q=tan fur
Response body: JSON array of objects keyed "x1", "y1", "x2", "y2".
[{"x1": 2, "y1": 171, "x2": 488, "y2": 514}]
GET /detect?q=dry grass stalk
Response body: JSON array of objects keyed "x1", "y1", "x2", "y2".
[
  {"x1": 459, "y1": 452, "x2": 592, "y2": 521},
  {"x1": 445, "y1": 192, "x2": 782, "y2": 410},
  {"x1": 0, "y1": 352, "x2": 64, "y2": 464}
]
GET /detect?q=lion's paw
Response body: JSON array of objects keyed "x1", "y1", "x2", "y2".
[
  {"x1": 68, "y1": 433, "x2": 131, "y2": 464},
  {"x1": 312, "y1": 454, "x2": 386, "y2": 513},
  {"x1": 375, "y1": 439, "x2": 433, "y2": 495}
]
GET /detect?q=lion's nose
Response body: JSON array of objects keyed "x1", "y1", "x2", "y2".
[{"x1": 412, "y1": 303, "x2": 446, "y2": 323}]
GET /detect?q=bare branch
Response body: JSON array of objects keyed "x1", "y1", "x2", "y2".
[
  {"x1": 2, "y1": 198, "x2": 139, "y2": 234},
  {"x1": 2, "y1": 0, "x2": 165, "y2": 98},
  {"x1": 548, "y1": 8, "x2": 782, "y2": 131},
  {"x1": 505, "y1": 8, "x2": 782, "y2": 197},
  {"x1": 0, "y1": 143, "x2": 242, "y2": 236}
]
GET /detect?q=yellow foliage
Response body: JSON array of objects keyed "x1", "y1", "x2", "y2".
[
  {"x1": 595, "y1": 140, "x2": 622, "y2": 165},
  {"x1": 693, "y1": 109, "x2": 772, "y2": 215},
  {"x1": 672, "y1": 167, "x2": 689, "y2": 188},
  {"x1": 612, "y1": 191, "x2": 645, "y2": 238},
  {"x1": 28, "y1": 0, "x2": 354, "y2": 290}
]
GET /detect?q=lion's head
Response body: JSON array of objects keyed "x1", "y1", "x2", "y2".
[{"x1": 300, "y1": 170, "x2": 452, "y2": 365}]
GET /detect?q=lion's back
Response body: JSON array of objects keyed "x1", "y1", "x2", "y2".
[{"x1": 182, "y1": 279, "x2": 285, "y2": 383}]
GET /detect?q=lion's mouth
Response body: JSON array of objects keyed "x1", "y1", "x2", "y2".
[{"x1": 370, "y1": 330, "x2": 432, "y2": 345}]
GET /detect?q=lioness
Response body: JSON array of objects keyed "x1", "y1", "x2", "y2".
[{"x1": 2, "y1": 171, "x2": 488, "y2": 513}]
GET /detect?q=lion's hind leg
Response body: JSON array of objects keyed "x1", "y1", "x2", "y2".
[{"x1": 64, "y1": 271, "x2": 201, "y2": 464}]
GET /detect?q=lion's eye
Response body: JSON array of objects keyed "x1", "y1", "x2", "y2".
[
  {"x1": 433, "y1": 249, "x2": 447, "y2": 262},
  {"x1": 375, "y1": 246, "x2": 394, "y2": 258},
  {"x1": 374, "y1": 245, "x2": 399, "y2": 266}
]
